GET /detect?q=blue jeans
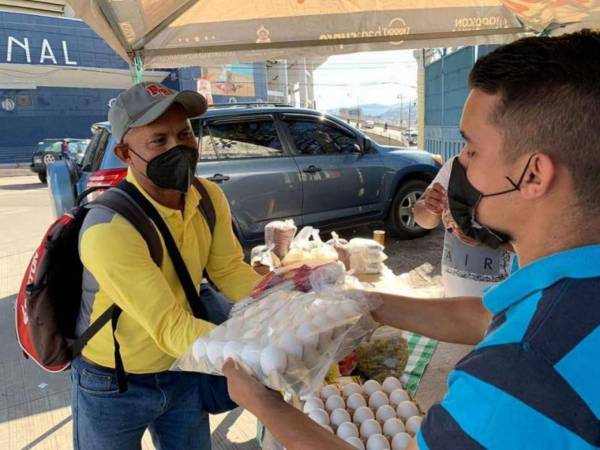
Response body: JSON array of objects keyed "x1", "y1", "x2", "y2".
[{"x1": 71, "y1": 357, "x2": 211, "y2": 450}]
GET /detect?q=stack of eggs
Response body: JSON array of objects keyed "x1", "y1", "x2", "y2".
[
  {"x1": 303, "y1": 377, "x2": 423, "y2": 450},
  {"x1": 191, "y1": 288, "x2": 372, "y2": 396}
]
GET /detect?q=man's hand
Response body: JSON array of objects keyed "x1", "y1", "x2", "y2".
[
  {"x1": 421, "y1": 183, "x2": 446, "y2": 215},
  {"x1": 222, "y1": 359, "x2": 278, "y2": 412},
  {"x1": 441, "y1": 207, "x2": 481, "y2": 247}
]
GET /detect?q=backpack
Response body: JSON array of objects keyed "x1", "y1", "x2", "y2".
[{"x1": 15, "y1": 178, "x2": 216, "y2": 374}]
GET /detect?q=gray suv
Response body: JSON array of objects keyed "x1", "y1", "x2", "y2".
[{"x1": 48, "y1": 104, "x2": 441, "y2": 244}]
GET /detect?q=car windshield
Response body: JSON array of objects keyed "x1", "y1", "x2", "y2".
[{"x1": 38, "y1": 141, "x2": 62, "y2": 153}]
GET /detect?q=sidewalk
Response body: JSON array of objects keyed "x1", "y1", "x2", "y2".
[{"x1": 0, "y1": 165, "x2": 33, "y2": 178}]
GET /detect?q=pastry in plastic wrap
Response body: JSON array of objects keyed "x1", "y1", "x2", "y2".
[
  {"x1": 265, "y1": 220, "x2": 297, "y2": 260},
  {"x1": 347, "y1": 238, "x2": 388, "y2": 274},
  {"x1": 355, "y1": 327, "x2": 408, "y2": 382}
]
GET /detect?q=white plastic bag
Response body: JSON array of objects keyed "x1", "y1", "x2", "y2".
[
  {"x1": 281, "y1": 227, "x2": 338, "y2": 267},
  {"x1": 174, "y1": 263, "x2": 381, "y2": 397}
]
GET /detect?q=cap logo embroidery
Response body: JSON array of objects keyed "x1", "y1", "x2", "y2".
[{"x1": 146, "y1": 84, "x2": 173, "y2": 97}]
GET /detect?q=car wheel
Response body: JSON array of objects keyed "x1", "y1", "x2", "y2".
[
  {"x1": 38, "y1": 172, "x2": 47, "y2": 184},
  {"x1": 386, "y1": 180, "x2": 429, "y2": 239},
  {"x1": 43, "y1": 153, "x2": 56, "y2": 166}
]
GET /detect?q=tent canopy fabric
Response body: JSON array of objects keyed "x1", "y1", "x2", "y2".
[{"x1": 66, "y1": 0, "x2": 600, "y2": 67}]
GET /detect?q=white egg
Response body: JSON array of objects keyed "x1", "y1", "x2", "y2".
[
  {"x1": 369, "y1": 391, "x2": 390, "y2": 410},
  {"x1": 312, "y1": 313, "x2": 334, "y2": 337},
  {"x1": 367, "y1": 434, "x2": 391, "y2": 450},
  {"x1": 382, "y1": 377, "x2": 403, "y2": 395},
  {"x1": 325, "y1": 394, "x2": 345, "y2": 412},
  {"x1": 192, "y1": 338, "x2": 208, "y2": 362},
  {"x1": 303, "y1": 397, "x2": 325, "y2": 414},
  {"x1": 209, "y1": 326, "x2": 228, "y2": 341},
  {"x1": 330, "y1": 408, "x2": 352, "y2": 428},
  {"x1": 222, "y1": 341, "x2": 245, "y2": 362},
  {"x1": 260, "y1": 345, "x2": 287, "y2": 376},
  {"x1": 363, "y1": 380, "x2": 383, "y2": 396},
  {"x1": 321, "y1": 385, "x2": 341, "y2": 400},
  {"x1": 389, "y1": 389, "x2": 410, "y2": 407},
  {"x1": 383, "y1": 418, "x2": 405, "y2": 437},
  {"x1": 353, "y1": 406, "x2": 375, "y2": 424},
  {"x1": 345, "y1": 436, "x2": 366, "y2": 450},
  {"x1": 396, "y1": 401, "x2": 419, "y2": 420},
  {"x1": 347, "y1": 393, "x2": 368, "y2": 411},
  {"x1": 206, "y1": 341, "x2": 225, "y2": 367},
  {"x1": 405, "y1": 416, "x2": 423, "y2": 435},
  {"x1": 360, "y1": 418, "x2": 383, "y2": 439},
  {"x1": 308, "y1": 408, "x2": 330, "y2": 426},
  {"x1": 241, "y1": 342, "x2": 263, "y2": 374},
  {"x1": 343, "y1": 383, "x2": 363, "y2": 398},
  {"x1": 296, "y1": 323, "x2": 319, "y2": 347},
  {"x1": 337, "y1": 421, "x2": 359, "y2": 440},
  {"x1": 391, "y1": 432, "x2": 411, "y2": 450},
  {"x1": 224, "y1": 316, "x2": 243, "y2": 339},
  {"x1": 376, "y1": 405, "x2": 396, "y2": 424},
  {"x1": 337, "y1": 301, "x2": 360, "y2": 322},
  {"x1": 302, "y1": 346, "x2": 322, "y2": 370},
  {"x1": 278, "y1": 332, "x2": 303, "y2": 359}
]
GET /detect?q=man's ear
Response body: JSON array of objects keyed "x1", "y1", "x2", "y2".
[
  {"x1": 114, "y1": 144, "x2": 130, "y2": 165},
  {"x1": 520, "y1": 153, "x2": 555, "y2": 200}
]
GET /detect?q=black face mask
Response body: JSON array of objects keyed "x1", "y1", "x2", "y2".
[
  {"x1": 447, "y1": 155, "x2": 534, "y2": 249},
  {"x1": 129, "y1": 145, "x2": 198, "y2": 193}
]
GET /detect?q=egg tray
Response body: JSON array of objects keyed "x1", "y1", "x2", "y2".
[{"x1": 301, "y1": 379, "x2": 425, "y2": 450}]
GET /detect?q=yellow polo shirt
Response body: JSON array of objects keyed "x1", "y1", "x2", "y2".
[{"x1": 78, "y1": 171, "x2": 260, "y2": 373}]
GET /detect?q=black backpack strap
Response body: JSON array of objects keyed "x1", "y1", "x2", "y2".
[
  {"x1": 69, "y1": 185, "x2": 165, "y2": 393},
  {"x1": 92, "y1": 188, "x2": 164, "y2": 266},
  {"x1": 117, "y1": 181, "x2": 209, "y2": 320},
  {"x1": 192, "y1": 178, "x2": 216, "y2": 236}
]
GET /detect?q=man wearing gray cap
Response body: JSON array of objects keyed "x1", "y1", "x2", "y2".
[{"x1": 72, "y1": 82, "x2": 260, "y2": 450}]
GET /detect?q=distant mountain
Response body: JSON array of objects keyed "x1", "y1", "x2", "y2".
[{"x1": 329, "y1": 101, "x2": 417, "y2": 125}]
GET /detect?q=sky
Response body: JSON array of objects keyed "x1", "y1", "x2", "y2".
[{"x1": 313, "y1": 49, "x2": 418, "y2": 111}]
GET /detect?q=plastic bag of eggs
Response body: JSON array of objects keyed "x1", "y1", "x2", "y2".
[
  {"x1": 303, "y1": 378, "x2": 424, "y2": 450},
  {"x1": 173, "y1": 263, "x2": 381, "y2": 396}
]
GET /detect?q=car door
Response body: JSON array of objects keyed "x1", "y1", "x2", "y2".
[
  {"x1": 76, "y1": 127, "x2": 111, "y2": 195},
  {"x1": 281, "y1": 114, "x2": 386, "y2": 227},
  {"x1": 196, "y1": 114, "x2": 303, "y2": 243}
]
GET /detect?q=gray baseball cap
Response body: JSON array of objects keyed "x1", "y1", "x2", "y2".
[{"x1": 108, "y1": 82, "x2": 208, "y2": 143}]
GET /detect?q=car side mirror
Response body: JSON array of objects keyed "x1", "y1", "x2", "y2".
[{"x1": 363, "y1": 139, "x2": 372, "y2": 153}]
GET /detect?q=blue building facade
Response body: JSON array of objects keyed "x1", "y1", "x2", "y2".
[
  {"x1": 0, "y1": 11, "x2": 268, "y2": 164},
  {"x1": 424, "y1": 45, "x2": 498, "y2": 160}
]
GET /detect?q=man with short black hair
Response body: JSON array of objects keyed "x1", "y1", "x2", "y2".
[{"x1": 222, "y1": 30, "x2": 600, "y2": 450}]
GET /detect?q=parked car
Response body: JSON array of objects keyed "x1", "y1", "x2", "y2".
[
  {"x1": 48, "y1": 104, "x2": 442, "y2": 244},
  {"x1": 362, "y1": 120, "x2": 375, "y2": 129},
  {"x1": 402, "y1": 129, "x2": 418, "y2": 146},
  {"x1": 30, "y1": 138, "x2": 90, "y2": 183}
]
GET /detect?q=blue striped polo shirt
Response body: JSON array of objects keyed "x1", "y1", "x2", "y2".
[{"x1": 418, "y1": 244, "x2": 600, "y2": 449}]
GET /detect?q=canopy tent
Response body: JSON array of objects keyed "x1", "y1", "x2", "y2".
[{"x1": 65, "y1": 0, "x2": 600, "y2": 68}]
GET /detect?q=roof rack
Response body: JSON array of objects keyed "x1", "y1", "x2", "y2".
[{"x1": 208, "y1": 102, "x2": 293, "y2": 109}]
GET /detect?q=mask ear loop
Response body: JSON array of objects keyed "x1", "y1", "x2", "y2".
[{"x1": 482, "y1": 153, "x2": 536, "y2": 198}]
